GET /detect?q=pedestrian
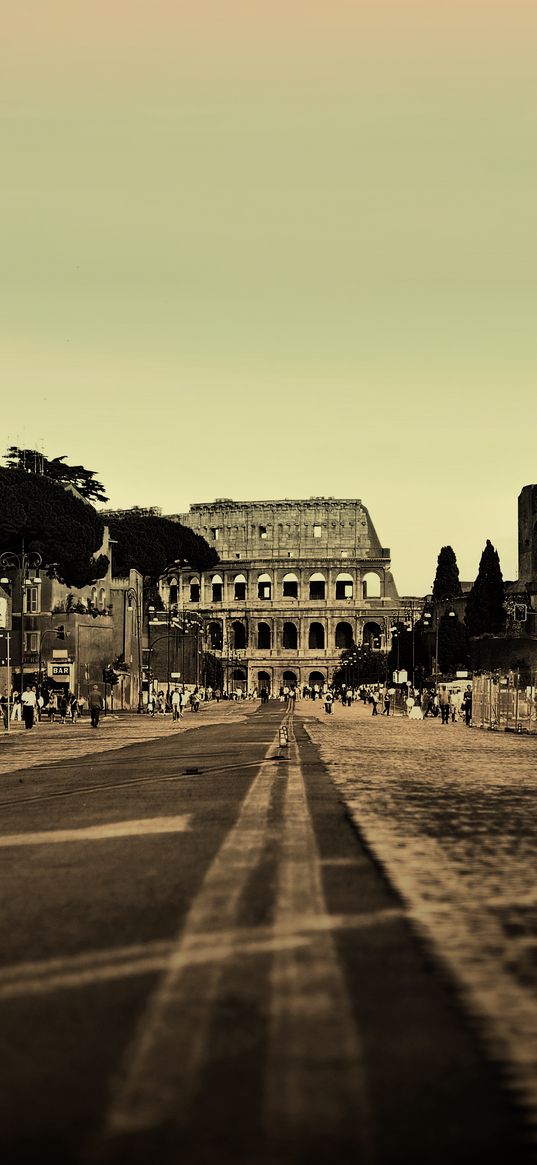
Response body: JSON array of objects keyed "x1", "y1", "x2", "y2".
[
  {"x1": 58, "y1": 691, "x2": 68, "y2": 724},
  {"x1": 370, "y1": 691, "x2": 379, "y2": 716},
  {"x1": 439, "y1": 686, "x2": 451, "y2": 725},
  {"x1": 47, "y1": 691, "x2": 57, "y2": 722},
  {"x1": 89, "y1": 685, "x2": 104, "y2": 728},
  {"x1": 21, "y1": 685, "x2": 37, "y2": 730},
  {"x1": 382, "y1": 693, "x2": 391, "y2": 716},
  {"x1": 324, "y1": 690, "x2": 334, "y2": 714},
  {"x1": 462, "y1": 685, "x2": 472, "y2": 727},
  {"x1": 147, "y1": 693, "x2": 155, "y2": 716},
  {"x1": 171, "y1": 686, "x2": 181, "y2": 721},
  {"x1": 11, "y1": 692, "x2": 22, "y2": 722}
]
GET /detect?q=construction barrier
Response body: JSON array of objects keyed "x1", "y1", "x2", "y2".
[{"x1": 472, "y1": 671, "x2": 537, "y2": 734}]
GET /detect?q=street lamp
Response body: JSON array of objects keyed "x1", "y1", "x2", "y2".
[
  {"x1": 126, "y1": 586, "x2": 143, "y2": 712},
  {"x1": 0, "y1": 542, "x2": 43, "y2": 697},
  {"x1": 422, "y1": 595, "x2": 456, "y2": 683}
]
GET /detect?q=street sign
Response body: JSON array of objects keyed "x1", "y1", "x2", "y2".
[
  {"x1": 393, "y1": 669, "x2": 408, "y2": 684},
  {"x1": 171, "y1": 672, "x2": 181, "y2": 678},
  {"x1": 0, "y1": 596, "x2": 8, "y2": 629},
  {"x1": 48, "y1": 662, "x2": 73, "y2": 681}
]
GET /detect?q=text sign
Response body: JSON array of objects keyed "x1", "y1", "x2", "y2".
[{"x1": 49, "y1": 663, "x2": 73, "y2": 679}]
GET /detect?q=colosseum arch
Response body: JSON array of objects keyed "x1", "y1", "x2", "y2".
[
  {"x1": 362, "y1": 571, "x2": 382, "y2": 598},
  {"x1": 362, "y1": 621, "x2": 382, "y2": 649},
  {"x1": 335, "y1": 573, "x2": 353, "y2": 600},
  {"x1": 257, "y1": 622, "x2": 271, "y2": 649},
  {"x1": 309, "y1": 572, "x2": 326, "y2": 601},
  {"x1": 207, "y1": 621, "x2": 223, "y2": 651},
  {"x1": 257, "y1": 573, "x2": 272, "y2": 600},
  {"x1": 231, "y1": 620, "x2": 247, "y2": 649},
  {"x1": 282, "y1": 622, "x2": 298, "y2": 650},
  {"x1": 211, "y1": 574, "x2": 223, "y2": 602},
  {"x1": 233, "y1": 573, "x2": 247, "y2": 601},
  {"x1": 282, "y1": 572, "x2": 299, "y2": 598},
  {"x1": 308, "y1": 622, "x2": 325, "y2": 649},
  {"x1": 335, "y1": 621, "x2": 353, "y2": 650},
  {"x1": 189, "y1": 576, "x2": 200, "y2": 603}
]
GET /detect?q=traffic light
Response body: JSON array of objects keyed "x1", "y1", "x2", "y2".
[
  {"x1": 514, "y1": 603, "x2": 527, "y2": 623},
  {"x1": 56, "y1": 625, "x2": 66, "y2": 640},
  {"x1": 102, "y1": 665, "x2": 119, "y2": 686}
]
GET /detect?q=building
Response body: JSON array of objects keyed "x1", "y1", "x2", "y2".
[{"x1": 163, "y1": 497, "x2": 400, "y2": 693}]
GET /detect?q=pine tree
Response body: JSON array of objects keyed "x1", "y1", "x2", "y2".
[
  {"x1": 432, "y1": 546, "x2": 462, "y2": 599},
  {"x1": 465, "y1": 540, "x2": 506, "y2": 636},
  {"x1": 438, "y1": 613, "x2": 469, "y2": 673}
]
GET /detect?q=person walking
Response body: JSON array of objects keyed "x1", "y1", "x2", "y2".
[
  {"x1": 382, "y1": 693, "x2": 391, "y2": 716},
  {"x1": 370, "y1": 690, "x2": 379, "y2": 716},
  {"x1": 171, "y1": 687, "x2": 181, "y2": 721},
  {"x1": 462, "y1": 685, "x2": 472, "y2": 727},
  {"x1": 21, "y1": 685, "x2": 37, "y2": 730},
  {"x1": 11, "y1": 692, "x2": 22, "y2": 722},
  {"x1": 439, "y1": 686, "x2": 451, "y2": 725},
  {"x1": 324, "y1": 689, "x2": 334, "y2": 714},
  {"x1": 89, "y1": 685, "x2": 104, "y2": 728}
]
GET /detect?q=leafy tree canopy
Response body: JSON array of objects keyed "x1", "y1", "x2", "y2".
[
  {"x1": 0, "y1": 468, "x2": 108, "y2": 587},
  {"x1": 465, "y1": 539, "x2": 506, "y2": 637},
  {"x1": 5, "y1": 447, "x2": 108, "y2": 504},
  {"x1": 432, "y1": 545, "x2": 462, "y2": 599},
  {"x1": 107, "y1": 512, "x2": 219, "y2": 584},
  {"x1": 438, "y1": 612, "x2": 469, "y2": 673}
]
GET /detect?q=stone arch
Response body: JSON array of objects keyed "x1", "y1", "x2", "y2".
[
  {"x1": 99, "y1": 587, "x2": 106, "y2": 610},
  {"x1": 362, "y1": 571, "x2": 382, "y2": 598},
  {"x1": 335, "y1": 573, "x2": 353, "y2": 600},
  {"x1": 234, "y1": 573, "x2": 247, "y2": 601},
  {"x1": 257, "y1": 621, "x2": 271, "y2": 649},
  {"x1": 189, "y1": 576, "x2": 200, "y2": 603},
  {"x1": 309, "y1": 671, "x2": 325, "y2": 688},
  {"x1": 231, "y1": 620, "x2": 247, "y2": 649},
  {"x1": 258, "y1": 572, "x2": 272, "y2": 600},
  {"x1": 211, "y1": 574, "x2": 223, "y2": 602},
  {"x1": 258, "y1": 671, "x2": 271, "y2": 694},
  {"x1": 282, "y1": 572, "x2": 299, "y2": 598},
  {"x1": 168, "y1": 577, "x2": 178, "y2": 606},
  {"x1": 309, "y1": 572, "x2": 326, "y2": 601},
  {"x1": 282, "y1": 621, "x2": 298, "y2": 649},
  {"x1": 362, "y1": 621, "x2": 382, "y2": 649},
  {"x1": 335, "y1": 621, "x2": 353, "y2": 650},
  {"x1": 207, "y1": 621, "x2": 223, "y2": 650},
  {"x1": 308, "y1": 622, "x2": 325, "y2": 649},
  {"x1": 231, "y1": 668, "x2": 247, "y2": 693},
  {"x1": 282, "y1": 670, "x2": 298, "y2": 689}
]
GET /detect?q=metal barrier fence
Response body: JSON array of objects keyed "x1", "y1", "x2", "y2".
[{"x1": 472, "y1": 672, "x2": 537, "y2": 734}]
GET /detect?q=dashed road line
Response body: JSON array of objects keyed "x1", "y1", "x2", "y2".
[{"x1": 0, "y1": 815, "x2": 192, "y2": 848}]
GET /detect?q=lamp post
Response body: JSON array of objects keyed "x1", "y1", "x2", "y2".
[
  {"x1": 126, "y1": 586, "x2": 143, "y2": 712},
  {"x1": 422, "y1": 595, "x2": 456, "y2": 683},
  {"x1": 0, "y1": 542, "x2": 43, "y2": 697}
]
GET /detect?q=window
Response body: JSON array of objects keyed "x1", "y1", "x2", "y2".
[
  {"x1": 362, "y1": 572, "x2": 382, "y2": 598},
  {"x1": 282, "y1": 573, "x2": 299, "y2": 598},
  {"x1": 189, "y1": 579, "x2": 200, "y2": 603},
  {"x1": 231, "y1": 621, "x2": 247, "y2": 649},
  {"x1": 259, "y1": 525, "x2": 267, "y2": 539},
  {"x1": 335, "y1": 622, "x2": 353, "y2": 650},
  {"x1": 335, "y1": 573, "x2": 353, "y2": 600},
  {"x1": 208, "y1": 621, "x2": 223, "y2": 650},
  {"x1": 23, "y1": 631, "x2": 38, "y2": 653},
  {"x1": 309, "y1": 622, "x2": 325, "y2": 649},
  {"x1": 313, "y1": 525, "x2": 322, "y2": 539},
  {"x1": 211, "y1": 575, "x2": 223, "y2": 602},
  {"x1": 210, "y1": 527, "x2": 219, "y2": 541},
  {"x1": 257, "y1": 622, "x2": 271, "y2": 649},
  {"x1": 282, "y1": 622, "x2": 298, "y2": 650},
  {"x1": 169, "y1": 584, "x2": 178, "y2": 606},
  {"x1": 23, "y1": 586, "x2": 40, "y2": 614},
  {"x1": 308, "y1": 573, "x2": 326, "y2": 601},
  {"x1": 258, "y1": 573, "x2": 272, "y2": 600},
  {"x1": 234, "y1": 574, "x2": 247, "y2": 601}
]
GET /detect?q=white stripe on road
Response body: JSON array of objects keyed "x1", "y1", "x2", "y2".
[
  {"x1": 0, "y1": 816, "x2": 191, "y2": 847},
  {"x1": 0, "y1": 911, "x2": 402, "y2": 1000},
  {"x1": 264, "y1": 728, "x2": 374, "y2": 1160}
]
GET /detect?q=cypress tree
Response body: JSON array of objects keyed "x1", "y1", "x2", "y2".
[
  {"x1": 465, "y1": 540, "x2": 506, "y2": 636},
  {"x1": 432, "y1": 546, "x2": 462, "y2": 599}
]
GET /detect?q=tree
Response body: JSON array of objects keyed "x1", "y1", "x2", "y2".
[
  {"x1": 107, "y1": 512, "x2": 218, "y2": 585},
  {"x1": 465, "y1": 540, "x2": 506, "y2": 637},
  {"x1": 4, "y1": 447, "x2": 108, "y2": 504},
  {"x1": 0, "y1": 468, "x2": 108, "y2": 587},
  {"x1": 432, "y1": 546, "x2": 462, "y2": 599}
]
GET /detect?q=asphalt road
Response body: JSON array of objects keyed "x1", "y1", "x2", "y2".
[{"x1": 0, "y1": 703, "x2": 533, "y2": 1164}]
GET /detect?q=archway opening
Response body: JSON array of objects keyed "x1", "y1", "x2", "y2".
[
  {"x1": 211, "y1": 574, "x2": 223, "y2": 603},
  {"x1": 283, "y1": 670, "x2": 298, "y2": 690},
  {"x1": 231, "y1": 668, "x2": 247, "y2": 694},
  {"x1": 207, "y1": 621, "x2": 223, "y2": 651},
  {"x1": 258, "y1": 573, "x2": 272, "y2": 600},
  {"x1": 335, "y1": 622, "x2": 353, "y2": 650},
  {"x1": 257, "y1": 670, "x2": 271, "y2": 695},
  {"x1": 189, "y1": 577, "x2": 200, "y2": 603},
  {"x1": 282, "y1": 572, "x2": 299, "y2": 599},
  {"x1": 309, "y1": 572, "x2": 326, "y2": 601},
  {"x1": 282, "y1": 622, "x2": 298, "y2": 649},
  {"x1": 257, "y1": 622, "x2": 271, "y2": 650},
  {"x1": 234, "y1": 574, "x2": 247, "y2": 601},
  {"x1": 308, "y1": 622, "x2": 325, "y2": 649},
  {"x1": 335, "y1": 573, "x2": 353, "y2": 600},
  {"x1": 309, "y1": 671, "x2": 325, "y2": 688},
  {"x1": 362, "y1": 572, "x2": 381, "y2": 598},
  {"x1": 363, "y1": 621, "x2": 382, "y2": 650},
  {"x1": 231, "y1": 620, "x2": 247, "y2": 649}
]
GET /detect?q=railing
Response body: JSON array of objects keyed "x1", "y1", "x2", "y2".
[{"x1": 472, "y1": 671, "x2": 537, "y2": 734}]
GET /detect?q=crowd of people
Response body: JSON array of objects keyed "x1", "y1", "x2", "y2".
[{"x1": 0, "y1": 686, "x2": 88, "y2": 731}]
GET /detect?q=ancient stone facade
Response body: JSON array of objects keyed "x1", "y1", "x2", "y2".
[
  {"x1": 165, "y1": 498, "x2": 399, "y2": 693},
  {"x1": 518, "y1": 485, "x2": 537, "y2": 591}
]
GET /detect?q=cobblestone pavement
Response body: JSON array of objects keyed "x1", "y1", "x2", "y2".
[
  {"x1": 0, "y1": 703, "x2": 257, "y2": 778},
  {"x1": 302, "y1": 699, "x2": 537, "y2": 1133}
]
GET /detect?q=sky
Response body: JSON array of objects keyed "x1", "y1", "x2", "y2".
[{"x1": 2, "y1": 1, "x2": 536, "y2": 594}]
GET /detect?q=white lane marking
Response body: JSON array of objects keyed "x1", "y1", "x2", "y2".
[
  {"x1": 264, "y1": 730, "x2": 374, "y2": 1160},
  {"x1": 0, "y1": 816, "x2": 191, "y2": 847},
  {"x1": 0, "y1": 911, "x2": 403, "y2": 1001},
  {"x1": 105, "y1": 728, "x2": 283, "y2": 1135}
]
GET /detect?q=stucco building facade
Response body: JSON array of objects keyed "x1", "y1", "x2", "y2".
[{"x1": 165, "y1": 498, "x2": 399, "y2": 693}]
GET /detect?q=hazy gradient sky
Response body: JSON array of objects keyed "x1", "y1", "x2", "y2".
[{"x1": 2, "y1": 1, "x2": 536, "y2": 593}]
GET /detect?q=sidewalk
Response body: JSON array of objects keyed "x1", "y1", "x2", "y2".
[{"x1": 301, "y1": 699, "x2": 537, "y2": 1132}]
